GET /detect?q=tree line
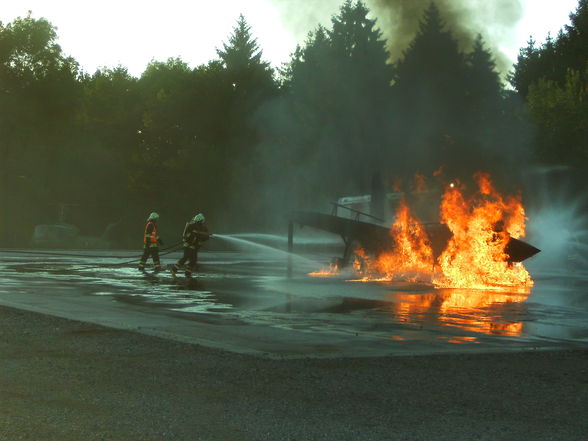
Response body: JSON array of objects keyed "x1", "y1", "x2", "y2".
[{"x1": 0, "y1": 0, "x2": 586, "y2": 247}]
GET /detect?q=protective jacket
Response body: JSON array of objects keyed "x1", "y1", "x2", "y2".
[
  {"x1": 182, "y1": 221, "x2": 209, "y2": 249},
  {"x1": 144, "y1": 221, "x2": 160, "y2": 247}
]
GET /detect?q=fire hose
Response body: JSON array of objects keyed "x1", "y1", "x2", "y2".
[
  {"x1": 0, "y1": 234, "x2": 215, "y2": 268},
  {"x1": 0, "y1": 240, "x2": 185, "y2": 266}
]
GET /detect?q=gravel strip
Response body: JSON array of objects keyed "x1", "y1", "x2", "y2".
[{"x1": 0, "y1": 305, "x2": 587, "y2": 441}]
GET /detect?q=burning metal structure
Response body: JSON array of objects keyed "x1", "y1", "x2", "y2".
[{"x1": 289, "y1": 172, "x2": 540, "y2": 289}]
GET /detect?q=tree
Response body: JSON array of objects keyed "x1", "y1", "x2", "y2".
[
  {"x1": 327, "y1": 0, "x2": 393, "y2": 183},
  {"x1": 74, "y1": 67, "x2": 142, "y2": 233},
  {"x1": 0, "y1": 13, "x2": 81, "y2": 244},
  {"x1": 508, "y1": 37, "x2": 540, "y2": 97},
  {"x1": 217, "y1": 14, "x2": 275, "y2": 105},
  {"x1": 466, "y1": 34, "x2": 502, "y2": 107},
  {"x1": 329, "y1": 0, "x2": 392, "y2": 92},
  {"x1": 394, "y1": 2, "x2": 468, "y2": 112},
  {"x1": 277, "y1": 1, "x2": 392, "y2": 200},
  {"x1": 463, "y1": 35, "x2": 503, "y2": 147},
  {"x1": 81, "y1": 66, "x2": 142, "y2": 160},
  {"x1": 560, "y1": 0, "x2": 588, "y2": 75},
  {"x1": 527, "y1": 69, "x2": 588, "y2": 171},
  {"x1": 132, "y1": 58, "x2": 196, "y2": 210},
  {"x1": 509, "y1": 33, "x2": 563, "y2": 98},
  {"x1": 215, "y1": 15, "x2": 278, "y2": 227},
  {"x1": 392, "y1": 2, "x2": 470, "y2": 177},
  {"x1": 511, "y1": 0, "x2": 588, "y2": 97},
  {"x1": 510, "y1": 0, "x2": 588, "y2": 188}
]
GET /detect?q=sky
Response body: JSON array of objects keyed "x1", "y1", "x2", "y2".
[{"x1": 0, "y1": 0, "x2": 581, "y2": 78}]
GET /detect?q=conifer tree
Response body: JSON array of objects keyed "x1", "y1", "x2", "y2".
[
  {"x1": 394, "y1": 2, "x2": 467, "y2": 118},
  {"x1": 509, "y1": 37, "x2": 539, "y2": 97},
  {"x1": 280, "y1": 1, "x2": 392, "y2": 195},
  {"x1": 216, "y1": 14, "x2": 274, "y2": 95},
  {"x1": 329, "y1": 0, "x2": 391, "y2": 91},
  {"x1": 467, "y1": 34, "x2": 501, "y2": 102},
  {"x1": 215, "y1": 15, "x2": 278, "y2": 227},
  {"x1": 464, "y1": 34, "x2": 503, "y2": 135},
  {"x1": 510, "y1": 0, "x2": 588, "y2": 187},
  {"x1": 511, "y1": 0, "x2": 588, "y2": 96},
  {"x1": 561, "y1": 0, "x2": 588, "y2": 72},
  {"x1": 391, "y1": 2, "x2": 470, "y2": 177}
]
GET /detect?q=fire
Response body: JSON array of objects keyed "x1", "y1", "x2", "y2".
[
  {"x1": 434, "y1": 172, "x2": 533, "y2": 289},
  {"x1": 413, "y1": 173, "x2": 428, "y2": 193},
  {"x1": 308, "y1": 262, "x2": 340, "y2": 277},
  {"x1": 310, "y1": 172, "x2": 534, "y2": 290},
  {"x1": 372, "y1": 200, "x2": 433, "y2": 281}
]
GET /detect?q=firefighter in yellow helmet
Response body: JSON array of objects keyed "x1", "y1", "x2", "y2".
[
  {"x1": 138, "y1": 212, "x2": 163, "y2": 271},
  {"x1": 171, "y1": 212, "x2": 211, "y2": 277}
]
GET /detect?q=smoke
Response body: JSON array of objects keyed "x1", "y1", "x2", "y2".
[
  {"x1": 266, "y1": 0, "x2": 342, "y2": 45},
  {"x1": 371, "y1": 0, "x2": 524, "y2": 75},
  {"x1": 242, "y1": 0, "x2": 532, "y2": 230},
  {"x1": 522, "y1": 166, "x2": 588, "y2": 276},
  {"x1": 270, "y1": 0, "x2": 525, "y2": 77}
]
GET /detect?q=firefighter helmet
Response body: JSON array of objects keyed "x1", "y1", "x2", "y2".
[
  {"x1": 193, "y1": 213, "x2": 205, "y2": 223},
  {"x1": 148, "y1": 212, "x2": 159, "y2": 221}
]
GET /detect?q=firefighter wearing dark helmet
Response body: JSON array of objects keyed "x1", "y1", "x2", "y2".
[
  {"x1": 138, "y1": 212, "x2": 163, "y2": 271},
  {"x1": 171, "y1": 212, "x2": 211, "y2": 277}
]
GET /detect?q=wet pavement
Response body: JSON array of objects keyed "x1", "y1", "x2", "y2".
[{"x1": 0, "y1": 234, "x2": 587, "y2": 358}]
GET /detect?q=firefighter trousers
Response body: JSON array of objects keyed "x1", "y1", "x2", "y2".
[
  {"x1": 139, "y1": 246, "x2": 161, "y2": 269},
  {"x1": 177, "y1": 246, "x2": 198, "y2": 275}
]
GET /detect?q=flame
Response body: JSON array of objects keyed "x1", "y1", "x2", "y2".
[
  {"x1": 434, "y1": 172, "x2": 533, "y2": 289},
  {"x1": 308, "y1": 262, "x2": 340, "y2": 277},
  {"x1": 391, "y1": 178, "x2": 402, "y2": 193},
  {"x1": 310, "y1": 172, "x2": 534, "y2": 290},
  {"x1": 371, "y1": 200, "x2": 433, "y2": 281},
  {"x1": 413, "y1": 173, "x2": 428, "y2": 193}
]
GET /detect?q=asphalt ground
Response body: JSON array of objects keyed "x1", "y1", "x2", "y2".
[
  {"x1": 1, "y1": 305, "x2": 587, "y2": 441},
  {"x1": 1, "y1": 241, "x2": 588, "y2": 440}
]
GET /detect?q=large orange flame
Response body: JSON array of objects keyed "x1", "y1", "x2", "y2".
[
  {"x1": 434, "y1": 172, "x2": 533, "y2": 289},
  {"x1": 311, "y1": 172, "x2": 534, "y2": 290},
  {"x1": 373, "y1": 200, "x2": 433, "y2": 281}
]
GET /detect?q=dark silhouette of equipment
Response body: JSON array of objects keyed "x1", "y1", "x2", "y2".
[{"x1": 288, "y1": 209, "x2": 540, "y2": 268}]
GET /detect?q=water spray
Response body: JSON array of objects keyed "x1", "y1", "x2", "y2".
[{"x1": 212, "y1": 233, "x2": 323, "y2": 272}]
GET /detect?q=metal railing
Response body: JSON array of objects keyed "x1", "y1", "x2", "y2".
[{"x1": 330, "y1": 202, "x2": 384, "y2": 223}]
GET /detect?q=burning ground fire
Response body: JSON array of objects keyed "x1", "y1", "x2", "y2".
[{"x1": 310, "y1": 172, "x2": 534, "y2": 290}]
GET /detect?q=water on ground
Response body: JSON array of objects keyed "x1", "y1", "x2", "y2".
[{"x1": 0, "y1": 233, "x2": 586, "y2": 358}]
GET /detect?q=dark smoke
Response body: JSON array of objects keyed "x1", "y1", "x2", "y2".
[
  {"x1": 244, "y1": 0, "x2": 531, "y2": 231},
  {"x1": 370, "y1": 0, "x2": 524, "y2": 75},
  {"x1": 270, "y1": 0, "x2": 525, "y2": 77}
]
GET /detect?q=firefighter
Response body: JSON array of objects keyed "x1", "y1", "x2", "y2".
[
  {"x1": 138, "y1": 212, "x2": 163, "y2": 271},
  {"x1": 171, "y1": 212, "x2": 211, "y2": 277}
]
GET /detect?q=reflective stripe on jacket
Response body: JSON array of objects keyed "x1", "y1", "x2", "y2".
[
  {"x1": 144, "y1": 221, "x2": 159, "y2": 246},
  {"x1": 182, "y1": 221, "x2": 209, "y2": 249}
]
